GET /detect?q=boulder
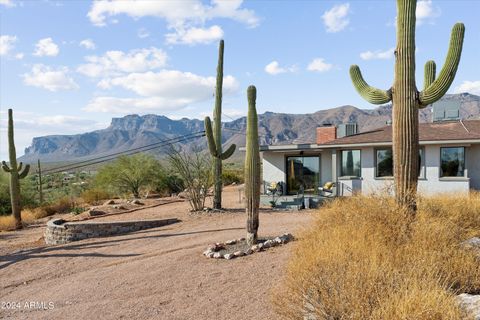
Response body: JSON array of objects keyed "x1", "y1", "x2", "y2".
[
  {"x1": 89, "y1": 209, "x2": 106, "y2": 217},
  {"x1": 457, "y1": 294, "x2": 480, "y2": 320}
]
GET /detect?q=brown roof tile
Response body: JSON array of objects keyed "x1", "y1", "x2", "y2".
[{"x1": 323, "y1": 120, "x2": 480, "y2": 146}]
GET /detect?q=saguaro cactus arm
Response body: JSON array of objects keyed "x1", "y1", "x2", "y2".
[
  {"x1": 220, "y1": 144, "x2": 236, "y2": 160},
  {"x1": 419, "y1": 23, "x2": 465, "y2": 106},
  {"x1": 423, "y1": 60, "x2": 436, "y2": 90},
  {"x1": 19, "y1": 164, "x2": 30, "y2": 179},
  {"x1": 204, "y1": 116, "x2": 219, "y2": 157},
  {"x1": 419, "y1": 60, "x2": 437, "y2": 109},
  {"x1": 350, "y1": 65, "x2": 392, "y2": 105},
  {"x1": 2, "y1": 161, "x2": 12, "y2": 172}
]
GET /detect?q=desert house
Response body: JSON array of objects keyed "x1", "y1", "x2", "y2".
[{"x1": 260, "y1": 103, "x2": 480, "y2": 207}]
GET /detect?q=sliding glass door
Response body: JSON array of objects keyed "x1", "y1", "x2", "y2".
[{"x1": 286, "y1": 156, "x2": 320, "y2": 195}]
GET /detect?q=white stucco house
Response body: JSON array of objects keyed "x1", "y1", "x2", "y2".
[{"x1": 260, "y1": 119, "x2": 480, "y2": 200}]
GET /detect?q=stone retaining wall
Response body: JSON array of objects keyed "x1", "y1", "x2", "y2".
[{"x1": 44, "y1": 218, "x2": 180, "y2": 245}]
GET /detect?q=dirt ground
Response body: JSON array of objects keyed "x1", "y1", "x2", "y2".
[{"x1": 0, "y1": 186, "x2": 314, "y2": 320}]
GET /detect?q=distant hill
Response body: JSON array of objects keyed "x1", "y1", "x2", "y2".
[{"x1": 20, "y1": 93, "x2": 480, "y2": 163}]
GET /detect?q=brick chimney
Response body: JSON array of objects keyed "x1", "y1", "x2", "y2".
[{"x1": 316, "y1": 125, "x2": 337, "y2": 144}]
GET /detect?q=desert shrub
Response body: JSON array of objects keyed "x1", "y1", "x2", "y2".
[
  {"x1": 222, "y1": 169, "x2": 244, "y2": 185},
  {"x1": 167, "y1": 147, "x2": 212, "y2": 211},
  {"x1": 155, "y1": 174, "x2": 184, "y2": 196},
  {"x1": 81, "y1": 188, "x2": 112, "y2": 205},
  {"x1": 273, "y1": 193, "x2": 480, "y2": 320},
  {"x1": 0, "y1": 171, "x2": 10, "y2": 215},
  {"x1": 94, "y1": 153, "x2": 165, "y2": 198}
]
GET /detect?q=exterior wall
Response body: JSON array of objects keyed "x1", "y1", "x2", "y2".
[
  {"x1": 417, "y1": 144, "x2": 470, "y2": 195},
  {"x1": 261, "y1": 142, "x2": 479, "y2": 198},
  {"x1": 262, "y1": 152, "x2": 285, "y2": 186},
  {"x1": 467, "y1": 143, "x2": 480, "y2": 190},
  {"x1": 262, "y1": 150, "x2": 332, "y2": 194},
  {"x1": 338, "y1": 145, "x2": 474, "y2": 195}
]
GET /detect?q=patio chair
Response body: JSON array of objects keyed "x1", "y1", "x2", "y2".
[{"x1": 318, "y1": 181, "x2": 336, "y2": 198}]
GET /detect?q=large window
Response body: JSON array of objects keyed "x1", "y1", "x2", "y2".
[
  {"x1": 376, "y1": 149, "x2": 394, "y2": 177},
  {"x1": 440, "y1": 147, "x2": 465, "y2": 177},
  {"x1": 341, "y1": 150, "x2": 361, "y2": 177},
  {"x1": 286, "y1": 156, "x2": 320, "y2": 195},
  {"x1": 375, "y1": 148, "x2": 425, "y2": 178}
]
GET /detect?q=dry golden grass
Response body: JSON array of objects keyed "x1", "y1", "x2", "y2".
[
  {"x1": 0, "y1": 197, "x2": 78, "y2": 231},
  {"x1": 273, "y1": 192, "x2": 480, "y2": 320}
]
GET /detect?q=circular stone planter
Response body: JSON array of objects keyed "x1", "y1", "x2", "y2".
[
  {"x1": 203, "y1": 233, "x2": 294, "y2": 260},
  {"x1": 44, "y1": 218, "x2": 180, "y2": 245}
]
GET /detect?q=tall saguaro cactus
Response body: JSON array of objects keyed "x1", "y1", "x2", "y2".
[
  {"x1": 205, "y1": 39, "x2": 236, "y2": 209},
  {"x1": 245, "y1": 86, "x2": 260, "y2": 246},
  {"x1": 350, "y1": 0, "x2": 464, "y2": 210},
  {"x1": 2, "y1": 109, "x2": 30, "y2": 229}
]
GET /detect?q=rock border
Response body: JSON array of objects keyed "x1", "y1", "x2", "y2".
[
  {"x1": 203, "y1": 233, "x2": 294, "y2": 260},
  {"x1": 45, "y1": 218, "x2": 180, "y2": 245}
]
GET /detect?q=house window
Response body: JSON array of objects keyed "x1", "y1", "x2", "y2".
[
  {"x1": 340, "y1": 150, "x2": 361, "y2": 177},
  {"x1": 286, "y1": 156, "x2": 320, "y2": 195},
  {"x1": 440, "y1": 147, "x2": 465, "y2": 177},
  {"x1": 376, "y1": 149, "x2": 393, "y2": 177},
  {"x1": 375, "y1": 148, "x2": 425, "y2": 178}
]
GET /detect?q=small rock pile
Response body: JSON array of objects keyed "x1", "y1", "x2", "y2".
[{"x1": 203, "y1": 233, "x2": 294, "y2": 260}]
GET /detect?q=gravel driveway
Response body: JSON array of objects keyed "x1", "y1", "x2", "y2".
[{"x1": 0, "y1": 187, "x2": 312, "y2": 320}]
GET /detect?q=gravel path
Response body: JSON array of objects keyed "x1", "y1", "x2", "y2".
[{"x1": 0, "y1": 187, "x2": 313, "y2": 320}]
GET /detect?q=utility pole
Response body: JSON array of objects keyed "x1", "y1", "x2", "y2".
[{"x1": 37, "y1": 159, "x2": 44, "y2": 205}]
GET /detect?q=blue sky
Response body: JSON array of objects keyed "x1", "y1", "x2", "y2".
[{"x1": 1, "y1": 0, "x2": 480, "y2": 159}]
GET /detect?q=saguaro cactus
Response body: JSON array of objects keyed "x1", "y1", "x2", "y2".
[
  {"x1": 245, "y1": 86, "x2": 260, "y2": 246},
  {"x1": 205, "y1": 39, "x2": 236, "y2": 209},
  {"x1": 350, "y1": 0, "x2": 464, "y2": 210},
  {"x1": 2, "y1": 109, "x2": 30, "y2": 229}
]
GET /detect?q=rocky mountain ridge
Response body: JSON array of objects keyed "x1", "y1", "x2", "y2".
[{"x1": 20, "y1": 93, "x2": 480, "y2": 163}]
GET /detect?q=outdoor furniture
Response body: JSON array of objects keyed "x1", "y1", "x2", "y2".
[{"x1": 318, "y1": 182, "x2": 336, "y2": 198}]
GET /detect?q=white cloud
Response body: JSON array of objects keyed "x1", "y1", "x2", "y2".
[
  {"x1": 79, "y1": 39, "x2": 96, "y2": 50},
  {"x1": 88, "y1": 0, "x2": 258, "y2": 27},
  {"x1": 77, "y1": 47, "x2": 168, "y2": 78},
  {"x1": 87, "y1": 0, "x2": 258, "y2": 45},
  {"x1": 454, "y1": 81, "x2": 480, "y2": 96},
  {"x1": 264, "y1": 60, "x2": 297, "y2": 75},
  {"x1": 0, "y1": 35, "x2": 17, "y2": 55},
  {"x1": 102, "y1": 70, "x2": 238, "y2": 97},
  {"x1": 15, "y1": 52, "x2": 24, "y2": 60},
  {"x1": 322, "y1": 3, "x2": 350, "y2": 33},
  {"x1": 84, "y1": 70, "x2": 239, "y2": 114},
  {"x1": 137, "y1": 28, "x2": 150, "y2": 39},
  {"x1": 23, "y1": 64, "x2": 78, "y2": 92},
  {"x1": 307, "y1": 58, "x2": 333, "y2": 73},
  {"x1": 360, "y1": 47, "x2": 395, "y2": 60},
  {"x1": 33, "y1": 37, "x2": 59, "y2": 56},
  {"x1": 416, "y1": 0, "x2": 441, "y2": 25},
  {"x1": 166, "y1": 25, "x2": 223, "y2": 45},
  {"x1": 0, "y1": 0, "x2": 15, "y2": 7}
]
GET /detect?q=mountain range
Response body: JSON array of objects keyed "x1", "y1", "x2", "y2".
[{"x1": 20, "y1": 93, "x2": 480, "y2": 163}]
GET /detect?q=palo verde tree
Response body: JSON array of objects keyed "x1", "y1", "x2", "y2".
[
  {"x1": 245, "y1": 85, "x2": 260, "y2": 246},
  {"x1": 204, "y1": 40, "x2": 236, "y2": 209},
  {"x1": 2, "y1": 109, "x2": 30, "y2": 229},
  {"x1": 350, "y1": 0, "x2": 464, "y2": 211},
  {"x1": 94, "y1": 153, "x2": 165, "y2": 198}
]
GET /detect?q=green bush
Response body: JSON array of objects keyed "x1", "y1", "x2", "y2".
[
  {"x1": 81, "y1": 188, "x2": 112, "y2": 205},
  {"x1": 222, "y1": 169, "x2": 244, "y2": 185},
  {"x1": 94, "y1": 154, "x2": 166, "y2": 198}
]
